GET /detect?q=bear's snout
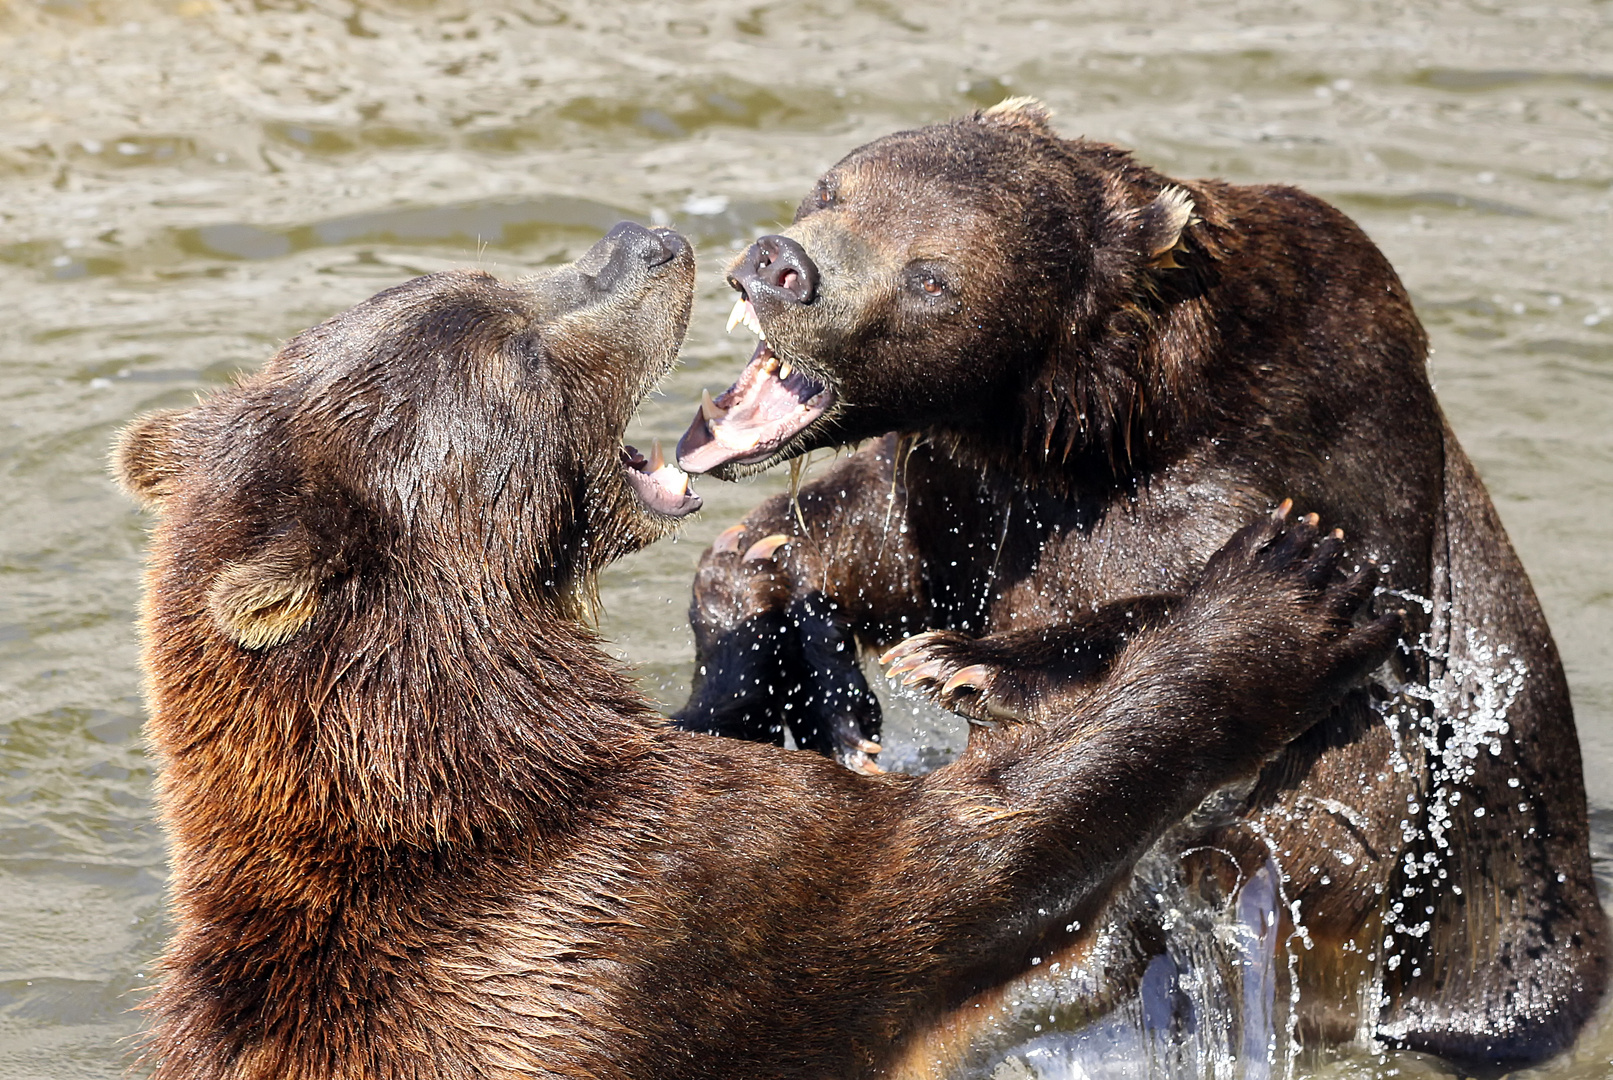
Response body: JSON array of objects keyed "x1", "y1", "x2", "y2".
[
  {"x1": 730, "y1": 234, "x2": 818, "y2": 307},
  {"x1": 581, "y1": 221, "x2": 686, "y2": 295}
]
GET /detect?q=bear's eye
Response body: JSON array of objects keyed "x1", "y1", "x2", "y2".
[
  {"x1": 813, "y1": 179, "x2": 836, "y2": 209},
  {"x1": 905, "y1": 268, "x2": 953, "y2": 301}
]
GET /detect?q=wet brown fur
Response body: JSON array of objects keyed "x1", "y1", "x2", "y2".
[
  {"x1": 114, "y1": 227, "x2": 1393, "y2": 1079},
  {"x1": 674, "y1": 102, "x2": 1607, "y2": 1072}
]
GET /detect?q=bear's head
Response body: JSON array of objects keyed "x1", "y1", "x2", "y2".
[
  {"x1": 677, "y1": 99, "x2": 1218, "y2": 480},
  {"x1": 115, "y1": 222, "x2": 698, "y2": 653}
]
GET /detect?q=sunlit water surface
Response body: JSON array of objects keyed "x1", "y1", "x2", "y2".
[{"x1": 0, "y1": 1, "x2": 1609, "y2": 1077}]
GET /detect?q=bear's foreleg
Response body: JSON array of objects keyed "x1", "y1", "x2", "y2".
[{"x1": 877, "y1": 593, "x2": 1180, "y2": 726}]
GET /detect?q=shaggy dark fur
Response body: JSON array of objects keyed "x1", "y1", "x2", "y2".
[
  {"x1": 671, "y1": 100, "x2": 1607, "y2": 1072},
  {"x1": 114, "y1": 221, "x2": 1391, "y2": 1079}
]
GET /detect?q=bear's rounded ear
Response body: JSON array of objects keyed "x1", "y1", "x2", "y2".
[
  {"x1": 978, "y1": 96, "x2": 1055, "y2": 135},
  {"x1": 1137, "y1": 185, "x2": 1198, "y2": 268},
  {"x1": 111, "y1": 409, "x2": 189, "y2": 510},
  {"x1": 207, "y1": 533, "x2": 321, "y2": 650}
]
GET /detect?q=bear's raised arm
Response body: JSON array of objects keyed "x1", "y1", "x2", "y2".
[
  {"x1": 585, "y1": 509, "x2": 1396, "y2": 1078},
  {"x1": 885, "y1": 508, "x2": 1398, "y2": 996}
]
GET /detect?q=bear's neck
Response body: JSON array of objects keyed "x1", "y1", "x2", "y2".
[
  {"x1": 927, "y1": 412, "x2": 1182, "y2": 499},
  {"x1": 145, "y1": 575, "x2": 660, "y2": 881},
  {"x1": 938, "y1": 289, "x2": 1234, "y2": 496}
]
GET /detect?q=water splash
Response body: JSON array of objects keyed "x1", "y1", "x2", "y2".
[{"x1": 958, "y1": 853, "x2": 1288, "y2": 1080}]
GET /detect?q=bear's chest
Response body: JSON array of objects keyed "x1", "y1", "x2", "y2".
[{"x1": 904, "y1": 459, "x2": 1258, "y2": 633}]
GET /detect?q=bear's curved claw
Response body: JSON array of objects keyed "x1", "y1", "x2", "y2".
[
  {"x1": 899, "y1": 659, "x2": 949, "y2": 687},
  {"x1": 743, "y1": 534, "x2": 792, "y2": 562},
  {"x1": 879, "y1": 631, "x2": 1020, "y2": 721},
  {"x1": 878, "y1": 631, "x2": 948, "y2": 667},
  {"x1": 712, "y1": 522, "x2": 747, "y2": 555},
  {"x1": 942, "y1": 664, "x2": 994, "y2": 697}
]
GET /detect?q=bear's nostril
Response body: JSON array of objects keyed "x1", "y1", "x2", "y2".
[{"x1": 737, "y1": 234, "x2": 818, "y2": 306}]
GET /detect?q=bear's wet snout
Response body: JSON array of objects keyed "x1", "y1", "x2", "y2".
[
  {"x1": 732, "y1": 235, "x2": 818, "y2": 307},
  {"x1": 587, "y1": 221, "x2": 684, "y2": 293}
]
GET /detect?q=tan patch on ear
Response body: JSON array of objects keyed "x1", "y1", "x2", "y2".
[
  {"x1": 111, "y1": 409, "x2": 188, "y2": 509},
  {"x1": 979, "y1": 95, "x2": 1055, "y2": 134},
  {"x1": 1139, "y1": 185, "x2": 1198, "y2": 267},
  {"x1": 208, "y1": 541, "x2": 321, "y2": 649}
]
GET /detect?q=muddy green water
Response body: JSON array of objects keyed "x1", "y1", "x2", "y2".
[{"x1": 0, "y1": 1, "x2": 1609, "y2": 1077}]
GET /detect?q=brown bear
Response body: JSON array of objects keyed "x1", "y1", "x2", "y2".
[
  {"x1": 671, "y1": 99, "x2": 1608, "y2": 1072},
  {"x1": 112, "y1": 221, "x2": 1392, "y2": 1079}
]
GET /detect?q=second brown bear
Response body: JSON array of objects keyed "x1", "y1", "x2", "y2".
[{"x1": 673, "y1": 98, "x2": 1607, "y2": 1073}]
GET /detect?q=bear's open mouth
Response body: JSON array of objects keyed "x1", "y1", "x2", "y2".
[
  {"x1": 675, "y1": 298, "x2": 834, "y2": 474},
  {"x1": 622, "y1": 443, "x2": 702, "y2": 518}
]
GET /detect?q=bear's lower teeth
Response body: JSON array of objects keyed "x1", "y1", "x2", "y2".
[{"x1": 623, "y1": 444, "x2": 700, "y2": 516}]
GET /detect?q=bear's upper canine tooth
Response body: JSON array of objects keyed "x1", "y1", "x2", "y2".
[
  {"x1": 649, "y1": 439, "x2": 665, "y2": 473},
  {"x1": 727, "y1": 298, "x2": 765, "y2": 339},
  {"x1": 778, "y1": 360, "x2": 793, "y2": 381},
  {"x1": 701, "y1": 388, "x2": 728, "y2": 422}
]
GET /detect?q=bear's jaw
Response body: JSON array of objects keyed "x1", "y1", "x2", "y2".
[
  {"x1": 619, "y1": 442, "x2": 701, "y2": 518},
  {"x1": 676, "y1": 338, "x2": 834, "y2": 475}
]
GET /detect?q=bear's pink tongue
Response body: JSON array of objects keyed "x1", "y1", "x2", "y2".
[{"x1": 677, "y1": 342, "x2": 832, "y2": 473}]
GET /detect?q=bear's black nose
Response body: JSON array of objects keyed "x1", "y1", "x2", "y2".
[
  {"x1": 604, "y1": 220, "x2": 681, "y2": 266},
  {"x1": 731, "y1": 235, "x2": 818, "y2": 306},
  {"x1": 588, "y1": 221, "x2": 682, "y2": 293}
]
